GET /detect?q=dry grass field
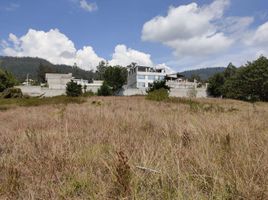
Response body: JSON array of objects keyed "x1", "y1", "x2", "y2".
[{"x1": 0, "y1": 96, "x2": 268, "y2": 199}]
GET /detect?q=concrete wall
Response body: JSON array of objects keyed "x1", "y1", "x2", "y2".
[
  {"x1": 119, "y1": 87, "x2": 207, "y2": 98},
  {"x1": 86, "y1": 86, "x2": 101, "y2": 93},
  {"x1": 170, "y1": 88, "x2": 207, "y2": 98},
  {"x1": 17, "y1": 86, "x2": 66, "y2": 97}
]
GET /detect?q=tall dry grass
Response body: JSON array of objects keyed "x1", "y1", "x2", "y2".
[{"x1": 0, "y1": 96, "x2": 267, "y2": 199}]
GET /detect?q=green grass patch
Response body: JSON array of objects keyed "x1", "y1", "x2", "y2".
[
  {"x1": 0, "y1": 96, "x2": 87, "y2": 111},
  {"x1": 168, "y1": 97, "x2": 239, "y2": 113},
  {"x1": 146, "y1": 88, "x2": 169, "y2": 101}
]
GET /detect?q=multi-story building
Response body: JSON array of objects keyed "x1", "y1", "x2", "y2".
[{"x1": 127, "y1": 65, "x2": 167, "y2": 89}]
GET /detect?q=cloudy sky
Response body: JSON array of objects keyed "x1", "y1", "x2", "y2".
[{"x1": 1, "y1": 0, "x2": 268, "y2": 71}]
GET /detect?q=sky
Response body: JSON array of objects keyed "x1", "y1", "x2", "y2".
[{"x1": 1, "y1": 0, "x2": 268, "y2": 72}]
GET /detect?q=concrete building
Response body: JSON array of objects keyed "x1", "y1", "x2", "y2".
[
  {"x1": 85, "y1": 80, "x2": 104, "y2": 93},
  {"x1": 19, "y1": 73, "x2": 103, "y2": 97},
  {"x1": 72, "y1": 79, "x2": 103, "y2": 93},
  {"x1": 127, "y1": 65, "x2": 166, "y2": 89},
  {"x1": 45, "y1": 73, "x2": 73, "y2": 90},
  {"x1": 120, "y1": 65, "x2": 208, "y2": 98}
]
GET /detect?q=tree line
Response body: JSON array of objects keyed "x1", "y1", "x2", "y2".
[
  {"x1": 207, "y1": 56, "x2": 268, "y2": 102},
  {"x1": 66, "y1": 61, "x2": 128, "y2": 97}
]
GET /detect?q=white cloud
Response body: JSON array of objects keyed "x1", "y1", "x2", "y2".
[
  {"x1": 247, "y1": 22, "x2": 268, "y2": 45},
  {"x1": 140, "y1": 0, "x2": 268, "y2": 69},
  {"x1": 1, "y1": 3, "x2": 20, "y2": 11},
  {"x1": 3, "y1": 29, "x2": 103, "y2": 71},
  {"x1": 155, "y1": 63, "x2": 175, "y2": 74},
  {"x1": 79, "y1": 0, "x2": 97, "y2": 12},
  {"x1": 2, "y1": 29, "x2": 176, "y2": 72},
  {"x1": 142, "y1": 0, "x2": 234, "y2": 58},
  {"x1": 109, "y1": 45, "x2": 175, "y2": 73},
  {"x1": 109, "y1": 44, "x2": 153, "y2": 66}
]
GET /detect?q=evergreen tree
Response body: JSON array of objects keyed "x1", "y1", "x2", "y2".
[
  {"x1": 96, "y1": 61, "x2": 108, "y2": 80},
  {"x1": 66, "y1": 80, "x2": 82, "y2": 97},
  {"x1": 207, "y1": 73, "x2": 225, "y2": 97}
]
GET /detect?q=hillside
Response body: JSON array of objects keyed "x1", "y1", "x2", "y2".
[
  {"x1": 0, "y1": 56, "x2": 96, "y2": 82},
  {"x1": 0, "y1": 56, "x2": 226, "y2": 82},
  {"x1": 180, "y1": 67, "x2": 226, "y2": 81}
]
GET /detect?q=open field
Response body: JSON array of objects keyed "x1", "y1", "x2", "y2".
[{"x1": 0, "y1": 96, "x2": 268, "y2": 199}]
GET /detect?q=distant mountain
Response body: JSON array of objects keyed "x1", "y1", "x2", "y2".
[
  {"x1": 0, "y1": 56, "x2": 96, "y2": 82},
  {"x1": 180, "y1": 67, "x2": 226, "y2": 81},
  {"x1": 0, "y1": 56, "x2": 225, "y2": 82}
]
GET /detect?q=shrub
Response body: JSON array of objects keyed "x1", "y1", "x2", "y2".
[
  {"x1": 0, "y1": 69, "x2": 17, "y2": 92},
  {"x1": 66, "y1": 81, "x2": 82, "y2": 97},
  {"x1": 146, "y1": 88, "x2": 169, "y2": 101},
  {"x1": 0, "y1": 88, "x2": 23, "y2": 99},
  {"x1": 97, "y1": 82, "x2": 112, "y2": 96},
  {"x1": 83, "y1": 90, "x2": 95, "y2": 97},
  {"x1": 146, "y1": 80, "x2": 170, "y2": 93}
]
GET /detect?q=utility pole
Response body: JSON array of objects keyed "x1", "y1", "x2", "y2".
[{"x1": 26, "y1": 73, "x2": 29, "y2": 86}]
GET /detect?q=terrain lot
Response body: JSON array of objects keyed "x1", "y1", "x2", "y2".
[{"x1": 0, "y1": 96, "x2": 268, "y2": 199}]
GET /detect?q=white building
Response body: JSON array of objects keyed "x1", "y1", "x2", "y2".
[
  {"x1": 45, "y1": 73, "x2": 73, "y2": 90},
  {"x1": 127, "y1": 65, "x2": 167, "y2": 89},
  {"x1": 84, "y1": 80, "x2": 103, "y2": 93}
]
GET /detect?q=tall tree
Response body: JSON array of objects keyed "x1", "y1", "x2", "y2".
[
  {"x1": 207, "y1": 72, "x2": 225, "y2": 97},
  {"x1": 96, "y1": 61, "x2": 108, "y2": 80},
  {"x1": 224, "y1": 63, "x2": 237, "y2": 78},
  {"x1": 103, "y1": 66, "x2": 128, "y2": 92},
  {"x1": 224, "y1": 56, "x2": 268, "y2": 101},
  {"x1": 37, "y1": 63, "x2": 55, "y2": 83}
]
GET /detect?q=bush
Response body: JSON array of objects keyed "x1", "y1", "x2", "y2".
[
  {"x1": 146, "y1": 88, "x2": 169, "y2": 101},
  {"x1": 0, "y1": 88, "x2": 23, "y2": 99},
  {"x1": 146, "y1": 80, "x2": 170, "y2": 93},
  {"x1": 0, "y1": 69, "x2": 17, "y2": 92},
  {"x1": 97, "y1": 82, "x2": 113, "y2": 96},
  {"x1": 83, "y1": 90, "x2": 95, "y2": 97},
  {"x1": 66, "y1": 81, "x2": 82, "y2": 97}
]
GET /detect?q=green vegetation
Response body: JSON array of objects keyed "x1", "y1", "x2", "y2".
[
  {"x1": 208, "y1": 57, "x2": 268, "y2": 102},
  {"x1": 103, "y1": 66, "x2": 128, "y2": 92},
  {"x1": 0, "y1": 69, "x2": 17, "y2": 92},
  {"x1": 0, "y1": 96, "x2": 86, "y2": 111},
  {"x1": 96, "y1": 62, "x2": 128, "y2": 95},
  {"x1": 66, "y1": 81, "x2": 83, "y2": 97},
  {"x1": 181, "y1": 67, "x2": 226, "y2": 81},
  {"x1": 0, "y1": 56, "x2": 96, "y2": 82},
  {"x1": 146, "y1": 80, "x2": 170, "y2": 93},
  {"x1": 0, "y1": 88, "x2": 23, "y2": 99},
  {"x1": 146, "y1": 88, "x2": 169, "y2": 101},
  {"x1": 82, "y1": 90, "x2": 95, "y2": 97},
  {"x1": 97, "y1": 81, "x2": 113, "y2": 96}
]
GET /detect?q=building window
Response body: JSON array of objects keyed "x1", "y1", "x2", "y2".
[
  {"x1": 137, "y1": 82, "x2": 145, "y2": 88},
  {"x1": 137, "y1": 75, "x2": 145, "y2": 79},
  {"x1": 148, "y1": 75, "x2": 155, "y2": 80}
]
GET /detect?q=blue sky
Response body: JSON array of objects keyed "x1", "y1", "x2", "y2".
[{"x1": 1, "y1": 0, "x2": 268, "y2": 71}]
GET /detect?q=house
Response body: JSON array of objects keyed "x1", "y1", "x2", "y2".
[
  {"x1": 127, "y1": 65, "x2": 167, "y2": 89},
  {"x1": 121, "y1": 65, "x2": 208, "y2": 98}
]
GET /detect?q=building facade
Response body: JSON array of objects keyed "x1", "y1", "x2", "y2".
[
  {"x1": 127, "y1": 66, "x2": 166, "y2": 89},
  {"x1": 45, "y1": 73, "x2": 73, "y2": 90}
]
